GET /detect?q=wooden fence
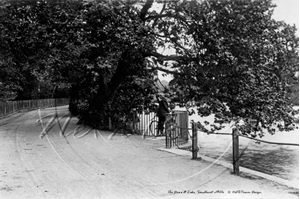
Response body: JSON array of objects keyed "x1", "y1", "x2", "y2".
[
  {"x1": 0, "y1": 98, "x2": 69, "y2": 117},
  {"x1": 135, "y1": 111, "x2": 157, "y2": 136}
]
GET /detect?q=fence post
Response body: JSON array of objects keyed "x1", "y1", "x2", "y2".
[
  {"x1": 165, "y1": 120, "x2": 169, "y2": 148},
  {"x1": 108, "y1": 117, "x2": 112, "y2": 130},
  {"x1": 132, "y1": 111, "x2": 136, "y2": 133},
  {"x1": 232, "y1": 128, "x2": 240, "y2": 175},
  {"x1": 192, "y1": 122, "x2": 198, "y2": 159}
]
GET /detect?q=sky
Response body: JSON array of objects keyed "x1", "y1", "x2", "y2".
[
  {"x1": 272, "y1": 0, "x2": 299, "y2": 35},
  {"x1": 158, "y1": 0, "x2": 300, "y2": 81}
]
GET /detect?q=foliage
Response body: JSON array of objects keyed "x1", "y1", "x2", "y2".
[
  {"x1": 0, "y1": 0, "x2": 71, "y2": 100},
  {"x1": 0, "y1": 0, "x2": 157, "y2": 127},
  {"x1": 0, "y1": 0, "x2": 298, "y2": 136},
  {"x1": 67, "y1": 0, "x2": 157, "y2": 127},
  {"x1": 155, "y1": 0, "x2": 299, "y2": 137}
]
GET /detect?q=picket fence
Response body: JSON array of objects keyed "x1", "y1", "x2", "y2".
[
  {"x1": 134, "y1": 110, "x2": 189, "y2": 145},
  {"x1": 0, "y1": 98, "x2": 69, "y2": 117}
]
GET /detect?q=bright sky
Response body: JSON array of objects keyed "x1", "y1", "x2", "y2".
[
  {"x1": 158, "y1": 0, "x2": 300, "y2": 82},
  {"x1": 272, "y1": 0, "x2": 299, "y2": 35}
]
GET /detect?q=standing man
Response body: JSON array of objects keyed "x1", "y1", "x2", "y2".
[{"x1": 156, "y1": 94, "x2": 169, "y2": 136}]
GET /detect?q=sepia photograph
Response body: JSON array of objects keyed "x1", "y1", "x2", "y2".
[{"x1": 0, "y1": 0, "x2": 298, "y2": 198}]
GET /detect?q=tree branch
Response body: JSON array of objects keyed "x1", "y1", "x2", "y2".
[
  {"x1": 140, "y1": 0, "x2": 154, "y2": 21},
  {"x1": 145, "y1": 55, "x2": 196, "y2": 77},
  {"x1": 145, "y1": 12, "x2": 186, "y2": 21},
  {"x1": 147, "y1": 51, "x2": 198, "y2": 62},
  {"x1": 154, "y1": 32, "x2": 171, "y2": 38},
  {"x1": 151, "y1": 1, "x2": 166, "y2": 28},
  {"x1": 154, "y1": 66, "x2": 195, "y2": 77},
  {"x1": 170, "y1": 38, "x2": 194, "y2": 57}
]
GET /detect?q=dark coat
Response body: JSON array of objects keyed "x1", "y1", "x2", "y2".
[{"x1": 157, "y1": 99, "x2": 169, "y2": 117}]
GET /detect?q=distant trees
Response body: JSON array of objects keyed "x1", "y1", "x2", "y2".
[
  {"x1": 0, "y1": 0, "x2": 70, "y2": 100},
  {"x1": 0, "y1": 0, "x2": 298, "y2": 135}
]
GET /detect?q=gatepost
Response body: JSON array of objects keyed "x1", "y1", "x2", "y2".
[
  {"x1": 191, "y1": 122, "x2": 198, "y2": 159},
  {"x1": 232, "y1": 128, "x2": 240, "y2": 175}
]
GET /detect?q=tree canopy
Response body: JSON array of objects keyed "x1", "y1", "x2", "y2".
[{"x1": 0, "y1": 0, "x2": 298, "y2": 136}]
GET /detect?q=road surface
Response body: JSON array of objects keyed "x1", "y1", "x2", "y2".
[{"x1": 0, "y1": 106, "x2": 298, "y2": 199}]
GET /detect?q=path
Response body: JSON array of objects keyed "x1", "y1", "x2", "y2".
[{"x1": 0, "y1": 106, "x2": 298, "y2": 199}]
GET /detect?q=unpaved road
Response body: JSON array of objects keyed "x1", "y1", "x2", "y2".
[{"x1": 0, "y1": 106, "x2": 298, "y2": 199}]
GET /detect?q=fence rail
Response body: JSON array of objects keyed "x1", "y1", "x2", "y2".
[
  {"x1": 192, "y1": 123, "x2": 299, "y2": 176},
  {"x1": 239, "y1": 134, "x2": 299, "y2": 146},
  {"x1": 0, "y1": 98, "x2": 69, "y2": 117}
]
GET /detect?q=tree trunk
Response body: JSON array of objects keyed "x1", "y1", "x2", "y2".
[
  {"x1": 78, "y1": 52, "x2": 132, "y2": 127},
  {"x1": 69, "y1": 84, "x2": 79, "y2": 116}
]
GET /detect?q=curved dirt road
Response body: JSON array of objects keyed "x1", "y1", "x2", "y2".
[{"x1": 0, "y1": 106, "x2": 298, "y2": 199}]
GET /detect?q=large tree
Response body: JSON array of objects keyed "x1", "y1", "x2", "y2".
[
  {"x1": 1, "y1": 0, "x2": 159, "y2": 127},
  {"x1": 0, "y1": 0, "x2": 298, "y2": 135},
  {"x1": 146, "y1": 0, "x2": 299, "y2": 137}
]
